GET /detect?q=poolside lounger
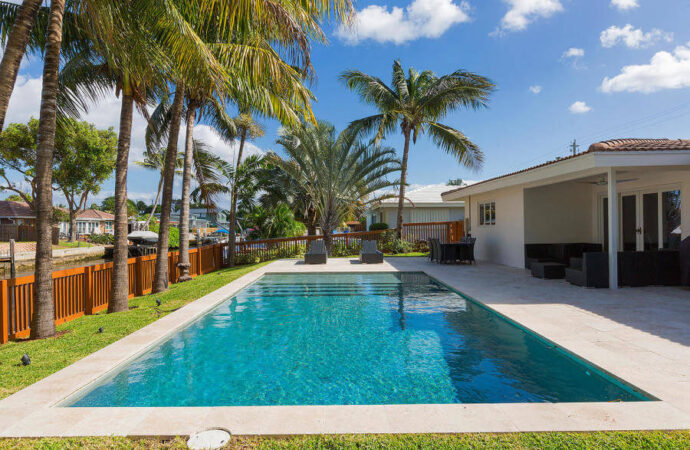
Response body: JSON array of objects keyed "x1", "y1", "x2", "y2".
[
  {"x1": 305, "y1": 240, "x2": 327, "y2": 264},
  {"x1": 359, "y1": 240, "x2": 383, "y2": 264}
]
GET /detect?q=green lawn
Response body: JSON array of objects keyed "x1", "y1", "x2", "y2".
[
  {"x1": 1, "y1": 431, "x2": 689, "y2": 449},
  {"x1": 0, "y1": 262, "x2": 268, "y2": 399}
]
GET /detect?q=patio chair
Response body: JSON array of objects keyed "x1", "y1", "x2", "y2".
[
  {"x1": 565, "y1": 252, "x2": 608, "y2": 288},
  {"x1": 305, "y1": 240, "x2": 327, "y2": 264},
  {"x1": 459, "y1": 237, "x2": 476, "y2": 264},
  {"x1": 428, "y1": 238, "x2": 439, "y2": 262},
  {"x1": 359, "y1": 240, "x2": 383, "y2": 264}
]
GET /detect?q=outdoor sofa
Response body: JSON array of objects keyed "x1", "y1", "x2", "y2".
[
  {"x1": 305, "y1": 240, "x2": 327, "y2": 264},
  {"x1": 359, "y1": 240, "x2": 383, "y2": 264}
]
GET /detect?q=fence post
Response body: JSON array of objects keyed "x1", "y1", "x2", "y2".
[
  {"x1": 0, "y1": 279, "x2": 7, "y2": 344},
  {"x1": 135, "y1": 256, "x2": 144, "y2": 296},
  {"x1": 84, "y1": 266, "x2": 94, "y2": 315}
]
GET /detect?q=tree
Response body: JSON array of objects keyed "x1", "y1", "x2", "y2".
[
  {"x1": 341, "y1": 60, "x2": 494, "y2": 238},
  {"x1": 189, "y1": 139, "x2": 230, "y2": 212},
  {"x1": 218, "y1": 154, "x2": 264, "y2": 234},
  {"x1": 271, "y1": 121, "x2": 400, "y2": 254},
  {"x1": 245, "y1": 203, "x2": 305, "y2": 240},
  {"x1": 136, "y1": 200, "x2": 147, "y2": 214},
  {"x1": 135, "y1": 146, "x2": 181, "y2": 227},
  {"x1": 260, "y1": 160, "x2": 318, "y2": 235},
  {"x1": 3, "y1": 193, "x2": 27, "y2": 202},
  {"x1": 447, "y1": 178, "x2": 464, "y2": 186},
  {"x1": 53, "y1": 119, "x2": 117, "y2": 241},
  {"x1": 100, "y1": 196, "x2": 137, "y2": 218},
  {"x1": 228, "y1": 113, "x2": 264, "y2": 266},
  {"x1": 31, "y1": 0, "x2": 66, "y2": 340}
]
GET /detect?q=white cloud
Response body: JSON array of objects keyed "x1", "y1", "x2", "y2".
[
  {"x1": 569, "y1": 101, "x2": 591, "y2": 114},
  {"x1": 529, "y1": 85, "x2": 542, "y2": 94},
  {"x1": 561, "y1": 47, "x2": 585, "y2": 68},
  {"x1": 601, "y1": 43, "x2": 690, "y2": 93},
  {"x1": 611, "y1": 0, "x2": 639, "y2": 11},
  {"x1": 336, "y1": 0, "x2": 471, "y2": 45},
  {"x1": 192, "y1": 124, "x2": 264, "y2": 165},
  {"x1": 495, "y1": 0, "x2": 563, "y2": 33},
  {"x1": 562, "y1": 47, "x2": 584, "y2": 59},
  {"x1": 600, "y1": 24, "x2": 672, "y2": 49}
]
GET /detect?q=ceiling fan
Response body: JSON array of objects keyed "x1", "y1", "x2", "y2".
[{"x1": 577, "y1": 177, "x2": 638, "y2": 186}]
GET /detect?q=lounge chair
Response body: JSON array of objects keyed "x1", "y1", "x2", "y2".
[
  {"x1": 359, "y1": 240, "x2": 383, "y2": 264},
  {"x1": 565, "y1": 252, "x2": 608, "y2": 288},
  {"x1": 305, "y1": 240, "x2": 327, "y2": 264}
]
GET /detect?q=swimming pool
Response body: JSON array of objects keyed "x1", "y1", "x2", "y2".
[{"x1": 67, "y1": 272, "x2": 649, "y2": 407}]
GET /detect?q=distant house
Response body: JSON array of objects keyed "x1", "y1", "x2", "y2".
[
  {"x1": 0, "y1": 201, "x2": 35, "y2": 226},
  {"x1": 365, "y1": 184, "x2": 465, "y2": 229},
  {"x1": 59, "y1": 209, "x2": 115, "y2": 235}
]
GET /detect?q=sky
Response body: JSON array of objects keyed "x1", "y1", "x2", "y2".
[{"x1": 4, "y1": 0, "x2": 690, "y2": 206}]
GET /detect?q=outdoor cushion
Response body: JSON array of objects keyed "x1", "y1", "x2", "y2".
[
  {"x1": 359, "y1": 240, "x2": 383, "y2": 264},
  {"x1": 531, "y1": 262, "x2": 566, "y2": 279},
  {"x1": 305, "y1": 240, "x2": 327, "y2": 264}
]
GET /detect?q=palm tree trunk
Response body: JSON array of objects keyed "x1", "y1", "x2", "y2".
[
  {"x1": 306, "y1": 205, "x2": 316, "y2": 236},
  {"x1": 30, "y1": 0, "x2": 65, "y2": 340},
  {"x1": 145, "y1": 175, "x2": 163, "y2": 227},
  {"x1": 177, "y1": 100, "x2": 196, "y2": 281},
  {"x1": 227, "y1": 129, "x2": 246, "y2": 267},
  {"x1": 395, "y1": 128, "x2": 411, "y2": 239},
  {"x1": 152, "y1": 83, "x2": 185, "y2": 293},
  {"x1": 109, "y1": 91, "x2": 134, "y2": 313},
  {"x1": 0, "y1": 0, "x2": 42, "y2": 133}
]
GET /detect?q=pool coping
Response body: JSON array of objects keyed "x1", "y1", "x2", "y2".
[{"x1": 1, "y1": 258, "x2": 689, "y2": 437}]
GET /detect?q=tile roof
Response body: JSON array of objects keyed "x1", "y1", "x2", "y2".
[
  {"x1": 442, "y1": 138, "x2": 690, "y2": 197},
  {"x1": 76, "y1": 209, "x2": 114, "y2": 220},
  {"x1": 0, "y1": 200, "x2": 34, "y2": 218}
]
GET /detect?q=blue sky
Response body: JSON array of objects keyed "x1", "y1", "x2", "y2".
[{"x1": 5, "y1": 0, "x2": 690, "y2": 205}]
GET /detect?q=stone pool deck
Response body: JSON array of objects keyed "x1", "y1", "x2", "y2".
[{"x1": 1, "y1": 257, "x2": 689, "y2": 437}]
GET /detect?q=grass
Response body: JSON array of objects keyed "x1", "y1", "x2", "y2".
[
  {"x1": 0, "y1": 262, "x2": 268, "y2": 399},
  {"x1": 385, "y1": 252, "x2": 428, "y2": 257},
  {"x1": 1, "y1": 431, "x2": 689, "y2": 449}
]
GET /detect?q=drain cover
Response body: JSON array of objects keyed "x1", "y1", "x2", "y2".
[{"x1": 187, "y1": 428, "x2": 231, "y2": 449}]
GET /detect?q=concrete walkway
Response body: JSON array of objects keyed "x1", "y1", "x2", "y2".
[{"x1": 0, "y1": 257, "x2": 688, "y2": 437}]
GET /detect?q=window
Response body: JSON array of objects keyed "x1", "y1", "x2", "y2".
[{"x1": 479, "y1": 202, "x2": 496, "y2": 226}]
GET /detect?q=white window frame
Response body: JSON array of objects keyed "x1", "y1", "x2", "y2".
[{"x1": 479, "y1": 201, "x2": 496, "y2": 226}]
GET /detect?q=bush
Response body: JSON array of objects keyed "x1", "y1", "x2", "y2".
[
  {"x1": 89, "y1": 234, "x2": 114, "y2": 245},
  {"x1": 369, "y1": 222, "x2": 388, "y2": 231},
  {"x1": 149, "y1": 223, "x2": 180, "y2": 248},
  {"x1": 378, "y1": 230, "x2": 414, "y2": 254}
]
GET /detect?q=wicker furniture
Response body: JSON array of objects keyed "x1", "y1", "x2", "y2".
[
  {"x1": 531, "y1": 262, "x2": 566, "y2": 279},
  {"x1": 304, "y1": 240, "x2": 327, "y2": 264},
  {"x1": 359, "y1": 240, "x2": 383, "y2": 264}
]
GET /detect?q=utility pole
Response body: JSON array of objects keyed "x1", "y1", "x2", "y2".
[{"x1": 569, "y1": 139, "x2": 580, "y2": 156}]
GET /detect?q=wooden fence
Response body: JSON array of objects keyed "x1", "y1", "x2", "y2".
[
  {"x1": 0, "y1": 221, "x2": 462, "y2": 344},
  {"x1": 0, "y1": 224, "x2": 59, "y2": 244},
  {"x1": 0, "y1": 243, "x2": 227, "y2": 343}
]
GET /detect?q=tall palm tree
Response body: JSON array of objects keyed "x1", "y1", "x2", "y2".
[
  {"x1": 135, "y1": 147, "x2": 183, "y2": 227},
  {"x1": 228, "y1": 113, "x2": 264, "y2": 266},
  {"x1": 271, "y1": 121, "x2": 401, "y2": 254},
  {"x1": 341, "y1": 60, "x2": 495, "y2": 238},
  {"x1": 31, "y1": 0, "x2": 66, "y2": 340},
  {"x1": 190, "y1": 139, "x2": 230, "y2": 211},
  {"x1": 259, "y1": 162, "x2": 318, "y2": 235},
  {"x1": 0, "y1": 0, "x2": 43, "y2": 132}
]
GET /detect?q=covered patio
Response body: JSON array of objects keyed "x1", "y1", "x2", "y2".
[{"x1": 442, "y1": 139, "x2": 690, "y2": 289}]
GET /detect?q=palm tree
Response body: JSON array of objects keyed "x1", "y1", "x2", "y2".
[
  {"x1": 0, "y1": 0, "x2": 43, "y2": 132},
  {"x1": 341, "y1": 60, "x2": 495, "y2": 238},
  {"x1": 190, "y1": 139, "x2": 230, "y2": 211},
  {"x1": 259, "y1": 162, "x2": 318, "y2": 235},
  {"x1": 227, "y1": 113, "x2": 264, "y2": 266},
  {"x1": 31, "y1": 0, "x2": 66, "y2": 339},
  {"x1": 270, "y1": 121, "x2": 400, "y2": 254},
  {"x1": 135, "y1": 147, "x2": 183, "y2": 227}
]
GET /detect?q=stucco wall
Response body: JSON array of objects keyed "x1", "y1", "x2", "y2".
[
  {"x1": 524, "y1": 182, "x2": 594, "y2": 243},
  {"x1": 468, "y1": 186, "x2": 525, "y2": 268}
]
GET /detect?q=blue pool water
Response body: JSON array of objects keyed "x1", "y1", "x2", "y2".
[{"x1": 69, "y1": 272, "x2": 649, "y2": 406}]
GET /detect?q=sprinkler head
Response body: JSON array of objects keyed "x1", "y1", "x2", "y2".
[
  {"x1": 20, "y1": 353, "x2": 30, "y2": 366},
  {"x1": 98, "y1": 327, "x2": 104, "y2": 333}
]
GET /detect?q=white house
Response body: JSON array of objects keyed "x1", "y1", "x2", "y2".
[
  {"x1": 59, "y1": 209, "x2": 115, "y2": 235},
  {"x1": 442, "y1": 139, "x2": 689, "y2": 289},
  {"x1": 366, "y1": 184, "x2": 464, "y2": 229}
]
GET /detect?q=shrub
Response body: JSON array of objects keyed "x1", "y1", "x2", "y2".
[
  {"x1": 149, "y1": 223, "x2": 180, "y2": 248},
  {"x1": 89, "y1": 234, "x2": 114, "y2": 245},
  {"x1": 369, "y1": 222, "x2": 388, "y2": 231},
  {"x1": 378, "y1": 230, "x2": 414, "y2": 254}
]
